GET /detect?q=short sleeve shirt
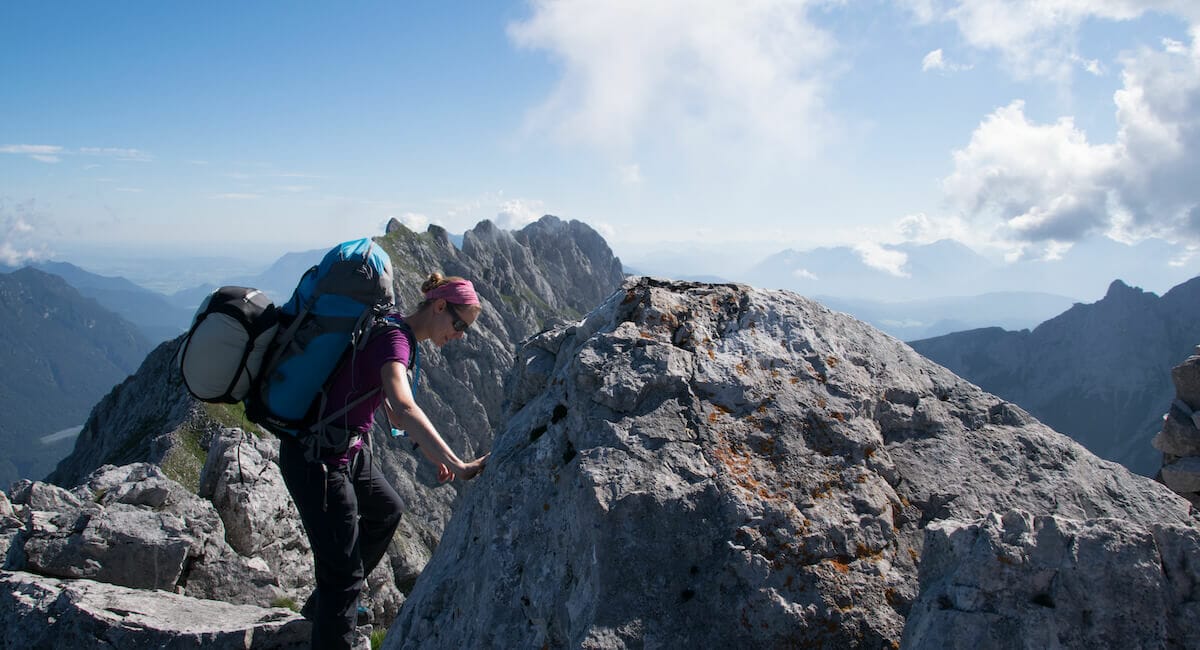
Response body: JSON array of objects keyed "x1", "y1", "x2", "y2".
[{"x1": 322, "y1": 323, "x2": 416, "y2": 437}]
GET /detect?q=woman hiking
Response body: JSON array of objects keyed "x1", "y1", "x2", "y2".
[{"x1": 277, "y1": 272, "x2": 489, "y2": 649}]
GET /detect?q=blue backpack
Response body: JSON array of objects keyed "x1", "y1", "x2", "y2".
[{"x1": 246, "y1": 238, "x2": 401, "y2": 460}]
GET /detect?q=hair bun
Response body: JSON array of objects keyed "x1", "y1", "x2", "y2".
[{"x1": 421, "y1": 272, "x2": 445, "y2": 294}]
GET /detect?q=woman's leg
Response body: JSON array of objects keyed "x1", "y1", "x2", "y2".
[
  {"x1": 278, "y1": 439, "x2": 364, "y2": 650},
  {"x1": 351, "y1": 443, "x2": 405, "y2": 578}
]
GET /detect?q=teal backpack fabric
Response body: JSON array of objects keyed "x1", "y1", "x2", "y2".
[{"x1": 246, "y1": 238, "x2": 396, "y2": 459}]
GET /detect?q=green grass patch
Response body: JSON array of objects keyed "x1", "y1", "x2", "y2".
[
  {"x1": 371, "y1": 628, "x2": 387, "y2": 649},
  {"x1": 271, "y1": 596, "x2": 299, "y2": 612},
  {"x1": 160, "y1": 425, "x2": 206, "y2": 493},
  {"x1": 201, "y1": 401, "x2": 258, "y2": 435}
]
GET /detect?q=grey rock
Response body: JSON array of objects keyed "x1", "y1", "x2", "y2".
[
  {"x1": 902, "y1": 510, "x2": 1200, "y2": 649},
  {"x1": 9, "y1": 480, "x2": 82, "y2": 511},
  {"x1": 197, "y1": 429, "x2": 312, "y2": 604},
  {"x1": 0, "y1": 569, "x2": 309, "y2": 649},
  {"x1": 19, "y1": 501, "x2": 193, "y2": 590},
  {"x1": 0, "y1": 491, "x2": 10, "y2": 518},
  {"x1": 387, "y1": 277, "x2": 1194, "y2": 649},
  {"x1": 1162, "y1": 456, "x2": 1200, "y2": 494},
  {"x1": 8, "y1": 463, "x2": 303, "y2": 608},
  {"x1": 1173, "y1": 354, "x2": 1200, "y2": 408},
  {"x1": 1153, "y1": 409, "x2": 1200, "y2": 456}
]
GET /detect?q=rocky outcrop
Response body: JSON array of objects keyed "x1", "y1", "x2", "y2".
[
  {"x1": 387, "y1": 277, "x2": 1194, "y2": 649},
  {"x1": 904, "y1": 510, "x2": 1200, "y2": 648},
  {"x1": 911, "y1": 277, "x2": 1200, "y2": 476},
  {"x1": 5, "y1": 462, "x2": 309, "y2": 607},
  {"x1": 1154, "y1": 348, "x2": 1200, "y2": 506},
  {"x1": 0, "y1": 570, "x2": 310, "y2": 649}
]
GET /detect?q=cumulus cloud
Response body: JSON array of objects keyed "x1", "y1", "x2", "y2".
[
  {"x1": 943, "y1": 29, "x2": 1200, "y2": 254},
  {"x1": 508, "y1": 0, "x2": 836, "y2": 159},
  {"x1": 494, "y1": 199, "x2": 544, "y2": 230}
]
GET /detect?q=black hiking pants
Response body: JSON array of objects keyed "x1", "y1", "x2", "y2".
[{"x1": 279, "y1": 437, "x2": 404, "y2": 650}]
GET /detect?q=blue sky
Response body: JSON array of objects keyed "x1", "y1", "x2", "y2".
[{"x1": 3, "y1": 1, "x2": 1200, "y2": 293}]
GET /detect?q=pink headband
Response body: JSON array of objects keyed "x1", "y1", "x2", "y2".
[{"x1": 425, "y1": 279, "x2": 480, "y2": 306}]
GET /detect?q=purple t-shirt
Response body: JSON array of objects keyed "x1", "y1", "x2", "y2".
[{"x1": 321, "y1": 323, "x2": 415, "y2": 463}]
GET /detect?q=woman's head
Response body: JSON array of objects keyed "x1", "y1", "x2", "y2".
[{"x1": 414, "y1": 273, "x2": 482, "y2": 346}]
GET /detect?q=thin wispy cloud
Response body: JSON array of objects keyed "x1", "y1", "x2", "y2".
[
  {"x1": 1, "y1": 144, "x2": 151, "y2": 164},
  {"x1": 211, "y1": 193, "x2": 262, "y2": 200}
]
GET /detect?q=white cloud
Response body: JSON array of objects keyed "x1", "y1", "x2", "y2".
[
  {"x1": 79, "y1": 147, "x2": 152, "y2": 162},
  {"x1": 922, "y1": 48, "x2": 973, "y2": 73},
  {"x1": 390, "y1": 213, "x2": 431, "y2": 231},
  {"x1": 1, "y1": 199, "x2": 48, "y2": 266},
  {"x1": 792, "y1": 268, "x2": 818, "y2": 280},
  {"x1": 908, "y1": 1, "x2": 1200, "y2": 82},
  {"x1": 1, "y1": 144, "x2": 152, "y2": 164},
  {"x1": 942, "y1": 28, "x2": 1200, "y2": 252},
  {"x1": 494, "y1": 199, "x2": 544, "y2": 230},
  {"x1": 854, "y1": 242, "x2": 910, "y2": 276},
  {"x1": 508, "y1": 0, "x2": 837, "y2": 160},
  {"x1": 1, "y1": 144, "x2": 63, "y2": 163}
]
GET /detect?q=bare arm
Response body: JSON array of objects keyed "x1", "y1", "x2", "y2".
[{"x1": 380, "y1": 360, "x2": 486, "y2": 481}]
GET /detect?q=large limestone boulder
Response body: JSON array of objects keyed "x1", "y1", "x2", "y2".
[
  {"x1": 903, "y1": 510, "x2": 1200, "y2": 648},
  {"x1": 5, "y1": 463, "x2": 300, "y2": 607},
  {"x1": 0, "y1": 570, "x2": 309, "y2": 649},
  {"x1": 387, "y1": 277, "x2": 1194, "y2": 649}
]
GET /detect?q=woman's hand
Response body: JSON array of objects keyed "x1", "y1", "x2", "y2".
[
  {"x1": 437, "y1": 454, "x2": 489, "y2": 483},
  {"x1": 460, "y1": 453, "x2": 489, "y2": 480}
]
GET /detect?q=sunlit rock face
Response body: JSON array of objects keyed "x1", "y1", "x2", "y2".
[{"x1": 388, "y1": 277, "x2": 1194, "y2": 649}]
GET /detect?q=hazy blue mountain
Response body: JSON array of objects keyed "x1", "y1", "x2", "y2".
[
  {"x1": 743, "y1": 236, "x2": 1198, "y2": 303},
  {"x1": 745, "y1": 239, "x2": 995, "y2": 301},
  {"x1": 820, "y1": 291, "x2": 1080, "y2": 341},
  {"x1": 0, "y1": 261, "x2": 192, "y2": 343},
  {"x1": 910, "y1": 276, "x2": 1200, "y2": 476},
  {"x1": 0, "y1": 267, "x2": 153, "y2": 486},
  {"x1": 168, "y1": 248, "x2": 326, "y2": 312}
]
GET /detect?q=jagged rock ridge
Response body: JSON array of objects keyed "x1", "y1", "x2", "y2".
[
  {"x1": 911, "y1": 277, "x2": 1200, "y2": 476},
  {"x1": 389, "y1": 277, "x2": 1196, "y2": 649}
]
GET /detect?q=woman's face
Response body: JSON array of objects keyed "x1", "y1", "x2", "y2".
[{"x1": 433, "y1": 301, "x2": 480, "y2": 347}]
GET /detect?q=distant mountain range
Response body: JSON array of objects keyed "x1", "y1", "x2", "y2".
[
  {"x1": 819, "y1": 292, "x2": 1080, "y2": 341},
  {"x1": 165, "y1": 248, "x2": 326, "y2": 312},
  {"x1": 0, "y1": 267, "x2": 153, "y2": 486},
  {"x1": 741, "y1": 237, "x2": 1193, "y2": 302},
  {"x1": 911, "y1": 277, "x2": 1200, "y2": 476}
]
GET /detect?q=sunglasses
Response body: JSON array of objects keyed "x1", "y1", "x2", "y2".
[{"x1": 446, "y1": 303, "x2": 470, "y2": 332}]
